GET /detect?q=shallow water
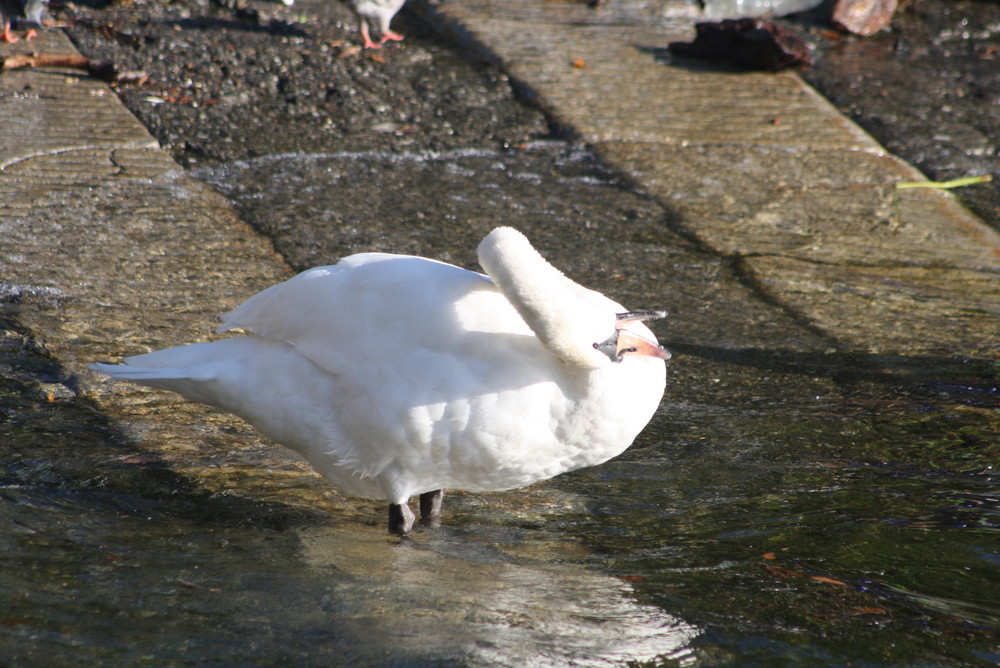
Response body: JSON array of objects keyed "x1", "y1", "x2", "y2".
[{"x1": 3, "y1": 141, "x2": 998, "y2": 666}]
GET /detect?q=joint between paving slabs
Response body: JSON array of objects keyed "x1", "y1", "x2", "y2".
[{"x1": 0, "y1": 142, "x2": 157, "y2": 172}]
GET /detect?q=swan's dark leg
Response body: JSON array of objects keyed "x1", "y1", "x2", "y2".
[
  {"x1": 388, "y1": 502, "x2": 415, "y2": 536},
  {"x1": 419, "y1": 489, "x2": 444, "y2": 525}
]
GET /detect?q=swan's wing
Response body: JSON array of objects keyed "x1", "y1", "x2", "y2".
[
  {"x1": 218, "y1": 253, "x2": 510, "y2": 379},
  {"x1": 213, "y1": 252, "x2": 562, "y2": 483}
]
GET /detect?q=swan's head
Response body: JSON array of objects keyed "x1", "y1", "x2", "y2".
[
  {"x1": 478, "y1": 227, "x2": 671, "y2": 370},
  {"x1": 593, "y1": 311, "x2": 672, "y2": 364}
]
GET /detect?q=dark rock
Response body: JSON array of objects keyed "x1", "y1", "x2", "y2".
[{"x1": 668, "y1": 18, "x2": 811, "y2": 72}]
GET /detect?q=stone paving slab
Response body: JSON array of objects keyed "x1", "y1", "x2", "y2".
[
  {"x1": 439, "y1": 19, "x2": 876, "y2": 150},
  {"x1": 601, "y1": 141, "x2": 1000, "y2": 355},
  {"x1": 421, "y1": 0, "x2": 1000, "y2": 357},
  {"x1": 0, "y1": 31, "x2": 333, "y2": 508},
  {"x1": 0, "y1": 33, "x2": 155, "y2": 167}
]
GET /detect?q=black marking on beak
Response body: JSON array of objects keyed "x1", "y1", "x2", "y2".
[{"x1": 593, "y1": 333, "x2": 624, "y2": 363}]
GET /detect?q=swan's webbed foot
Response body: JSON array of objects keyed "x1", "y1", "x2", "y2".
[
  {"x1": 388, "y1": 490, "x2": 444, "y2": 535},
  {"x1": 419, "y1": 489, "x2": 443, "y2": 527},
  {"x1": 388, "y1": 502, "x2": 415, "y2": 536}
]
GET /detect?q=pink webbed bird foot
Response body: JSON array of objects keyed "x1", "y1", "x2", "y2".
[
  {"x1": 2, "y1": 22, "x2": 19, "y2": 42},
  {"x1": 360, "y1": 24, "x2": 404, "y2": 49}
]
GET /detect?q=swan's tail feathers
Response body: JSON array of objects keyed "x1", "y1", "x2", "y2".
[
  {"x1": 89, "y1": 362, "x2": 216, "y2": 384},
  {"x1": 89, "y1": 360, "x2": 219, "y2": 403},
  {"x1": 89, "y1": 340, "x2": 247, "y2": 403}
]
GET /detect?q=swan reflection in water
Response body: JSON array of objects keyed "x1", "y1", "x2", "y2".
[{"x1": 300, "y1": 520, "x2": 700, "y2": 667}]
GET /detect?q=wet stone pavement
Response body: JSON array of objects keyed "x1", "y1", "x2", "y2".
[
  {"x1": 801, "y1": 0, "x2": 1000, "y2": 228},
  {"x1": 2, "y1": 0, "x2": 999, "y2": 665}
]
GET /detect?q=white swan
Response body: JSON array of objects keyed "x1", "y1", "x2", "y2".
[{"x1": 92, "y1": 227, "x2": 670, "y2": 534}]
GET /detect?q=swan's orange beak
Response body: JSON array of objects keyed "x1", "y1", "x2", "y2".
[
  {"x1": 593, "y1": 311, "x2": 670, "y2": 362},
  {"x1": 616, "y1": 329, "x2": 671, "y2": 361},
  {"x1": 614, "y1": 311, "x2": 670, "y2": 361}
]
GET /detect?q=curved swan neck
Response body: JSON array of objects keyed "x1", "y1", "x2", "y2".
[{"x1": 477, "y1": 227, "x2": 612, "y2": 369}]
